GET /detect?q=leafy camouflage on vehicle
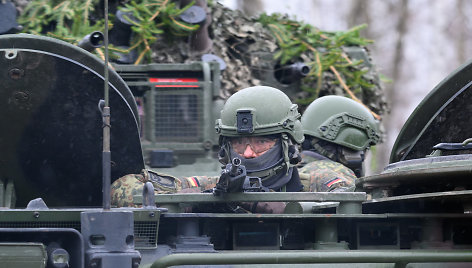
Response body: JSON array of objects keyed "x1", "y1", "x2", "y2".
[
  {"x1": 16, "y1": 0, "x2": 387, "y2": 117},
  {"x1": 206, "y1": 3, "x2": 387, "y2": 117}
]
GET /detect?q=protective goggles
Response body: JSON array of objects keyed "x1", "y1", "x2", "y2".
[{"x1": 229, "y1": 136, "x2": 277, "y2": 154}]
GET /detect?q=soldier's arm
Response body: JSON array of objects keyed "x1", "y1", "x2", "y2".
[
  {"x1": 111, "y1": 169, "x2": 182, "y2": 207},
  {"x1": 111, "y1": 173, "x2": 146, "y2": 207},
  {"x1": 180, "y1": 176, "x2": 219, "y2": 191}
]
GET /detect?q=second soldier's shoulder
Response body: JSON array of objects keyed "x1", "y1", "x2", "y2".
[
  {"x1": 298, "y1": 159, "x2": 357, "y2": 192},
  {"x1": 299, "y1": 159, "x2": 356, "y2": 179}
]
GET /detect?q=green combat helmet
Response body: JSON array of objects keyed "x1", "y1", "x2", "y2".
[
  {"x1": 215, "y1": 86, "x2": 305, "y2": 191},
  {"x1": 301, "y1": 95, "x2": 380, "y2": 177},
  {"x1": 216, "y1": 86, "x2": 304, "y2": 143},
  {"x1": 302, "y1": 95, "x2": 380, "y2": 151}
]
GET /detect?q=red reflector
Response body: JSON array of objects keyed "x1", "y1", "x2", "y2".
[{"x1": 149, "y1": 78, "x2": 199, "y2": 87}]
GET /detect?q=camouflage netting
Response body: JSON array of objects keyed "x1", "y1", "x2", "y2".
[
  {"x1": 150, "y1": 3, "x2": 388, "y2": 118},
  {"x1": 12, "y1": 0, "x2": 387, "y2": 118},
  {"x1": 151, "y1": 2, "x2": 269, "y2": 99}
]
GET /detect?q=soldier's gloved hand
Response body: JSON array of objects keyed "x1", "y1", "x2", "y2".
[{"x1": 241, "y1": 202, "x2": 286, "y2": 214}]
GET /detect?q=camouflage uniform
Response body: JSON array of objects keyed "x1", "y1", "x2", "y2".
[
  {"x1": 111, "y1": 156, "x2": 356, "y2": 207},
  {"x1": 297, "y1": 151, "x2": 356, "y2": 192},
  {"x1": 111, "y1": 169, "x2": 217, "y2": 207}
]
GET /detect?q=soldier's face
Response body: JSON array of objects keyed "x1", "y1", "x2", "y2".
[{"x1": 229, "y1": 136, "x2": 277, "y2": 158}]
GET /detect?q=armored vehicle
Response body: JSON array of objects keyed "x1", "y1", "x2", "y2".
[{"x1": 2, "y1": 33, "x2": 472, "y2": 268}]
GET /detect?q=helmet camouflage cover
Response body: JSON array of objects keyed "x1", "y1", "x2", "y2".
[
  {"x1": 215, "y1": 86, "x2": 304, "y2": 144},
  {"x1": 301, "y1": 95, "x2": 380, "y2": 151}
]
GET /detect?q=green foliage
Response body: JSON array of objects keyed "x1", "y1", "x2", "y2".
[
  {"x1": 119, "y1": 0, "x2": 199, "y2": 63},
  {"x1": 19, "y1": 0, "x2": 100, "y2": 41},
  {"x1": 19, "y1": 0, "x2": 199, "y2": 63},
  {"x1": 258, "y1": 13, "x2": 377, "y2": 107}
]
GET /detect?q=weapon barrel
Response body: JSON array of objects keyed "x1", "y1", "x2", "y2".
[
  {"x1": 78, "y1": 31, "x2": 104, "y2": 52},
  {"x1": 275, "y1": 62, "x2": 310, "y2": 84},
  {"x1": 283, "y1": 62, "x2": 310, "y2": 78},
  {"x1": 230, "y1": 158, "x2": 241, "y2": 176}
]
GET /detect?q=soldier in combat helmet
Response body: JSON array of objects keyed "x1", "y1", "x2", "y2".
[
  {"x1": 111, "y1": 86, "x2": 303, "y2": 208},
  {"x1": 298, "y1": 95, "x2": 380, "y2": 192},
  {"x1": 111, "y1": 87, "x2": 358, "y2": 209},
  {"x1": 213, "y1": 85, "x2": 305, "y2": 193}
]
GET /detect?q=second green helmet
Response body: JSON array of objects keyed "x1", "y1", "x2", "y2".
[
  {"x1": 215, "y1": 86, "x2": 304, "y2": 144},
  {"x1": 301, "y1": 95, "x2": 380, "y2": 151}
]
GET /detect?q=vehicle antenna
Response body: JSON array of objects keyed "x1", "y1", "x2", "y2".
[{"x1": 102, "y1": 0, "x2": 111, "y2": 210}]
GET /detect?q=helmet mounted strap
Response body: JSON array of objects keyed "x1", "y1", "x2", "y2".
[
  {"x1": 218, "y1": 137, "x2": 231, "y2": 165},
  {"x1": 281, "y1": 134, "x2": 294, "y2": 174}
]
